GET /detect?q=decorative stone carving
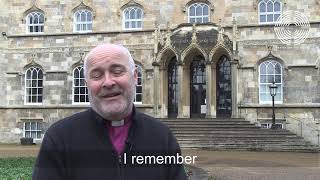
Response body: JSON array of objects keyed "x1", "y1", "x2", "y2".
[
  {"x1": 120, "y1": 0, "x2": 143, "y2": 10},
  {"x1": 165, "y1": 22, "x2": 172, "y2": 47},
  {"x1": 191, "y1": 23, "x2": 197, "y2": 44},
  {"x1": 24, "y1": 52, "x2": 42, "y2": 70},
  {"x1": 71, "y1": 1, "x2": 95, "y2": 16},
  {"x1": 22, "y1": 3, "x2": 44, "y2": 23}
]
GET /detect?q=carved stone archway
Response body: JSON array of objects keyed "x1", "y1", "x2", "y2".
[{"x1": 154, "y1": 23, "x2": 235, "y2": 118}]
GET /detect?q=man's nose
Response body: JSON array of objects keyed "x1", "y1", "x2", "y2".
[{"x1": 102, "y1": 72, "x2": 116, "y2": 88}]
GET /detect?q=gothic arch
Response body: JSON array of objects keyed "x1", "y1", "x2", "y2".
[
  {"x1": 184, "y1": 0, "x2": 214, "y2": 12},
  {"x1": 22, "y1": 4, "x2": 45, "y2": 23},
  {"x1": 70, "y1": 52, "x2": 86, "y2": 75},
  {"x1": 71, "y1": 1, "x2": 95, "y2": 19},
  {"x1": 156, "y1": 47, "x2": 179, "y2": 69},
  {"x1": 209, "y1": 44, "x2": 232, "y2": 64},
  {"x1": 257, "y1": 52, "x2": 285, "y2": 69},
  {"x1": 23, "y1": 4, "x2": 44, "y2": 17},
  {"x1": 120, "y1": 0, "x2": 144, "y2": 10},
  {"x1": 23, "y1": 55, "x2": 43, "y2": 72},
  {"x1": 181, "y1": 44, "x2": 207, "y2": 65}
]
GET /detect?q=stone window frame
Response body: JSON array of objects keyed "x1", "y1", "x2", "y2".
[
  {"x1": 134, "y1": 64, "x2": 143, "y2": 104},
  {"x1": 72, "y1": 65, "x2": 89, "y2": 105},
  {"x1": 26, "y1": 11, "x2": 45, "y2": 34},
  {"x1": 122, "y1": 6, "x2": 144, "y2": 30},
  {"x1": 258, "y1": 0, "x2": 282, "y2": 24},
  {"x1": 258, "y1": 60, "x2": 283, "y2": 104},
  {"x1": 22, "y1": 120, "x2": 43, "y2": 140},
  {"x1": 25, "y1": 67, "x2": 44, "y2": 105},
  {"x1": 187, "y1": 2, "x2": 210, "y2": 24},
  {"x1": 73, "y1": 9, "x2": 93, "y2": 33}
]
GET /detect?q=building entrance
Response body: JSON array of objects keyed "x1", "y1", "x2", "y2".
[
  {"x1": 216, "y1": 55, "x2": 232, "y2": 117},
  {"x1": 190, "y1": 56, "x2": 206, "y2": 118},
  {"x1": 168, "y1": 57, "x2": 178, "y2": 118}
]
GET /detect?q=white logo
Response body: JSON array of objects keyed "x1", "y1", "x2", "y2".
[{"x1": 274, "y1": 10, "x2": 310, "y2": 45}]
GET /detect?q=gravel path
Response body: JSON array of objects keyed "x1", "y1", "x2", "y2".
[{"x1": 182, "y1": 149, "x2": 320, "y2": 180}]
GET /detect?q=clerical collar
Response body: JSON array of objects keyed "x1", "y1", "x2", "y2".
[{"x1": 111, "y1": 120, "x2": 125, "y2": 127}]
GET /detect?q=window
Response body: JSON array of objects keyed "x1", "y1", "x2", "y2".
[
  {"x1": 123, "y1": 7, "x2": 143, "y2": 30},
  {"x1": 26, "y1": 11, "x2": 44, "y2": 33},
  {"x1": 24, "y1": 121, "x2": 43, "y2": 140},
  {"x1": 134, "y1": 65, "x2": 142, "y2": 104},
  {"x1": 188, "y1": 3, "x2": 209, "y2": 23},
  {"x1": 259, "y1": 60, "x2": 283, "y2": 104},
  {"x1": 74, "y1": 9, "x2": 93, "y2": 32},
  {"x1": 25, "y1": 67, "x2": 43, "y2": 104},
  {"x1": 259, "y1": 0, "x2": 281, "y2": 24},
  {"x1": 73, "y1": 66, "x2": 89, "y2": 104}
]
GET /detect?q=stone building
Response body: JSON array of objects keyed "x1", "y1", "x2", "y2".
[{"x1": 0, "y1": 0, "x2": 319, "y2": 144}]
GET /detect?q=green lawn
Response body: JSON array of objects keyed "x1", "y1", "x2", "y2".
[
  {"x1": 0, "y1": 157, "x2": 214, "y2": 179},
  {"x1": 0, "y1": 157, "x2": 35, "y2": 180}
]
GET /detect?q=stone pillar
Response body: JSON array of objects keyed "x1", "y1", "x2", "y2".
[
  {"x1": 211, "y1": 66, "x2": 217, "y2": 118},
  {"x1": 152, "y1": 62, "x2": 160, "y2": 117},
  {"x1": 205, "y1": 61, "x2": 213, "y2": 118},
  {"x1": 177, "y1": 59, "x2": 184, "y2": 118},
  {"x1": 159, "y1": 67, "x2": 166, "y2": 118},
  {"x1": 231, "y1": 59, "x2": 239, "y2": 118}
]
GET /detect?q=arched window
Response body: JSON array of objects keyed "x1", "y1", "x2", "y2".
[
  {"x1": 73, "y1": 66, "x2": 89, "y2": 104},
  {"x1": 259, "y1": 0, "x2": 281, "y2": 24},
  {"x1": 74, "y1": 9, "x2": 93, "y2": 32},
  {"x1": 188, "y1": 3, "x2": 209, "y2": 23},
  {"x1": 25, "y1": 67, "x2": 43, "y2": 104},
  {"x1": 26, "y1": 12, "x2": 44, "y2": 33},
  {"x1": 123, "y1": 7, "x2": 143, "y2": 30},
  {"x1": 134, "y1": 65, "x2": 142, "y2": 104},
  {"x1": 168, "y1": 57, "x2": 178, "y2": 117},
  {"x1": 259, "y1": 60, "x2": 283, "y2": 104}
]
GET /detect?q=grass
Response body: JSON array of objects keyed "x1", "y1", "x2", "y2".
[
  {"x1": 0, "y1": 157, "x2": 216, "y2": 180},
  {"x1": 0, "y1": 157, "x2": 35, "y2": 180}
]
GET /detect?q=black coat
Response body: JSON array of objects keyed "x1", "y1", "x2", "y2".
[{"x1": 32, "y1": 107, "x2": 187, "y2": 180}]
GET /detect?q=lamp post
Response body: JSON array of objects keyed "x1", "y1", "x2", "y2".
[{"x1": 269, "y1": 81, "x2": 278, "y2": 129}]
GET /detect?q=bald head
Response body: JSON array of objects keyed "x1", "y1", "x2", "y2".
[{"x1": 84, "y1": 44, "x2": 135, "y2": 79}]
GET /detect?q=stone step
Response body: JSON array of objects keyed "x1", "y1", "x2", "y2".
[
  {"x1": 162, "y1": 120, "x2": 251, "y2": 123},
  {"x1": 179, "y1": 142, "x2": 317, "y2": 148},
  {"x1": 160, "y1": 118, "x2": 319, "y2": 152},
  {"x1": 179, "y1": 143, "x2": 316, "y2": 148},
  {"x1": 167, "y1": 124, "x2": 257, "y2": 128},
  {"x1": 173, "y1": 133, "x2": 298, "y2": 137},
  {"x1": 170, "y1": 128, "x2": 261, "y2": 132},
  {"x1": 177, "y1": 138, "x2": 305, "y2": 141},
  {"x1": 179, "y1": 144, "x2": 319, "y2": 152},
  {"x1": 171, "y1": 128, "x2": 293, "y2": 134},
  {"x1": 160, "y1": 118, "x2": 246, "y2": 121},
  {"x1": 177, "y1": 140, "x2": 309, "y2": 145},
  {"x1": 178, "y1": 142, "x2": 309, "y2": 147},
  {"x1": 176, "y1": 138, "x2": 305, "y2": 142}
]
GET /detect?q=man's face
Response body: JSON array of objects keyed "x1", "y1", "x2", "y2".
[{"x1": 85, "y1": 45, "x2": 137, "y2": 120}]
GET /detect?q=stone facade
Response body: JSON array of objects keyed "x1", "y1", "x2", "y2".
[{"x1": 0, "y1": 0, "x2": 319, "y2": 144}]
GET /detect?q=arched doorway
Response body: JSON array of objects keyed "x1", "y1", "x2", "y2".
[
  {"x1": 168, "y1": 57, "x2": 178, "y2": 118},
  {"x1": 190, "y1": 55, "x2": 206, "y2": 118},
  {"x1": 216, "y1": 55, "x2": 232, "y2": 117}
]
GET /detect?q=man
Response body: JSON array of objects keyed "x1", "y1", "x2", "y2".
[{"x1": 32, "y1": 44, "x2": 187, "y2": 180}]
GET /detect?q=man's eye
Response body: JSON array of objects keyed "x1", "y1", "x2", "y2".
[
  {"x1": 111, "y1": 68, "x2": 125, "y2": 75},
  {"x1": 90, "y1": 72, "x2": 102, "y2": 79}
]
